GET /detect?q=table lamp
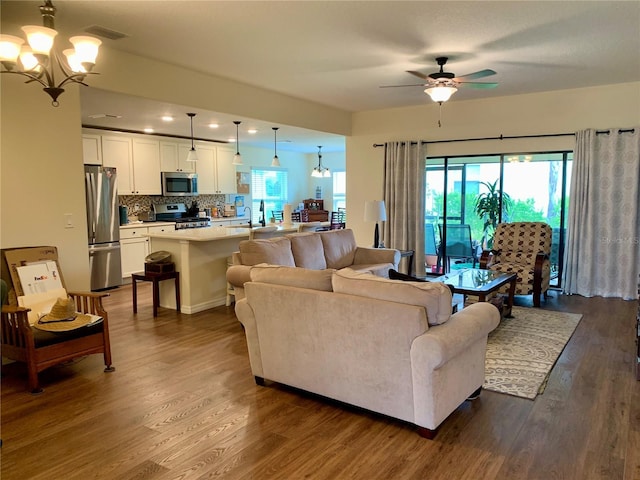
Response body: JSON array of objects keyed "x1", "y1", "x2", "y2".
[{"x1": 364, "y1": 200, "x2": 387, "y2": 248}]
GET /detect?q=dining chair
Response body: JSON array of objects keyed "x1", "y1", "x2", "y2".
[{"x1": 271, "y1": 210, "x2": 284, "y2": 222}]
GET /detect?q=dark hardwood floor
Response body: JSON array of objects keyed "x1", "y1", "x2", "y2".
[{"x1": 1, "y1": 284, "x2": 639, "y2": 480}]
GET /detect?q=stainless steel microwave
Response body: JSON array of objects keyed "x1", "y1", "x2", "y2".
[{"x1": 161, "y1": 172, "x2": 198, "y2": 196}]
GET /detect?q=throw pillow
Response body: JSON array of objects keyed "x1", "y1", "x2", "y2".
[
  {"x1": 319, "y1": 229, "x2": 357, "y2": 269},
  {"x1": 239, "y1": 237, "x2": 295, "y2": 266},
  {"x1": 332, "y1": 268, "x2": 452, "y2": 326},
  {"x1": 286, "y1": 232, "x2": 327, "y2": 269}
]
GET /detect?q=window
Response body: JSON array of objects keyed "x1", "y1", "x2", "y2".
[
  {"x1": 332, "y1": 170, "x2": 346, "y2": 211},
  {"x1": 425, "y1": 151, "x2": 572, "y2": 286},
  {"x1": 251, "y1": 168, "x2": 288, "y2": 223}
]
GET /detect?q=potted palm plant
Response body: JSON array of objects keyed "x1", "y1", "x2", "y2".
[{"x1": 474, "y1": 179, "x2": 511, "y2": 249}]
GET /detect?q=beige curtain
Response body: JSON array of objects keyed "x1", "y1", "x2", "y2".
[
  {"x1": 383, "y1": 141, "x2": 426, "y2": 276},
  {"x1": 563, "y1": 127, "x2": 640, "y2": 300}
]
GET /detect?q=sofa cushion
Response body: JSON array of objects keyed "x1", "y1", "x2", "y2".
[
  {"x1": 332, "y1": 268, "x2": 452, "y2": 326},
  {"x1": 250, "y1": 264, "x2": 334, "y2": 291},
  {"x1": 319, "y1": 229, "x2": 357, "y2": 269},
  {"x1": 238, "y1": 237, "x2": 295, "y2": 266},
  {"x1": 286, "y1": 232, "x2": 327, "y2": 269}
]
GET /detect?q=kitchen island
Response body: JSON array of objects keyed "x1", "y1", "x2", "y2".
[{"x1": 145, "y1": 224, "x2": 302, "y2": 314}]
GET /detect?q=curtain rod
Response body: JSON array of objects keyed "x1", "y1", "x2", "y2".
[
  {"x1": 372, "y1": 129, "x2": 636, "y2": 148},
  {"x1": 596, "y1": 128, "x2": 635, "y2": 135},
  {"x1": 372, "y1": 132, "x2": 574, "y2": 148}
]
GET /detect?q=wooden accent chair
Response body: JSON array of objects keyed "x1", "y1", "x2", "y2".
[
  {"x1": 1, "y1": 291, "x2": 114, "y2": 393},
  {"x1": 480, "y1": 222, "x2": 552, "y2": 307}
]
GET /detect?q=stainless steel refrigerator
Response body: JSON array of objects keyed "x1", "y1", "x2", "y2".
[{"x1": 84, "y1": 165, "x2": 122, "y2": 290}]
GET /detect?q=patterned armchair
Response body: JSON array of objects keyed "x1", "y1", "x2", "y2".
[{"x1": 480, "y1": 222, "x2": 552, "y2": 307}]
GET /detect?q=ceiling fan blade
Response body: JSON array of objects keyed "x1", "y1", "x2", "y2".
[
  {"x1": 406, "y1": 70, "x2": 430, "y2": 80},
  {"x1": 459, "y1": 82, "x2": 499, "y2": 89},
  {"x1": 455, "y1": 69, "x2": 497, "y2": 81},
  {"x1": 379, "y1": 83, "x2": 427, "y2": 88}
]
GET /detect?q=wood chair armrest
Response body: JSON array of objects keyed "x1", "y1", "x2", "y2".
[
  {"x1": 1, "y1": 305, "x2": 34, "y2": 347},
  {"x1": 1, "y1": 305, "x2": 30, "y2": 314},
  {"x1": 533, "y1": 252, "x2": 548, "y2": 286},
  {"x1": 479, "y1": 250, "x2": 493, "y2": 269}
]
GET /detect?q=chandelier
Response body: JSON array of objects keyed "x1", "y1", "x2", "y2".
[
  {"x1": 311, "y1": 146, "x2": 330, "y2": 178},
  {"x1": 0, "y1": 1, "x2": 101, "y2": 106}
]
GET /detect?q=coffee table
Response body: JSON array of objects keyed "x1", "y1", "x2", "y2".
[{"x1": 433, "y1": 268, "x2": 517, "y2": 318}]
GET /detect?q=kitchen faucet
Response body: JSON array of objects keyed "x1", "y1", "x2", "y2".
[{"x1": 244, "y1": 206, "x2": 252, "y2": 228}]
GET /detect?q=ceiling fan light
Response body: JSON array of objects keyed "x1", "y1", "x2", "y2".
[{"x1": 425, "y1": 85, "x2": 457, "y2": 103}]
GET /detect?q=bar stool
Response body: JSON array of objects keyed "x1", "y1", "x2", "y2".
[{"x1": 131, "y1": 270, "x2": 180, "y2": 317}]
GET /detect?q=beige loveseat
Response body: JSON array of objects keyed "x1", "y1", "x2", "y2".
[
  {"x1": 234, "y1": 266, "x2": 500, "y2": 438},
  {"x1": 227, "y1": 228, "x2": 400, "y2": 301}
]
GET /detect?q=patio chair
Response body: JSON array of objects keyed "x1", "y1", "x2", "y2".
[
  {"x1": 438, "y1": 224, "x2": 476, "y2": 270},
  {"x1": 479, "y1": 221, "x2": 552, "y2": 307}
]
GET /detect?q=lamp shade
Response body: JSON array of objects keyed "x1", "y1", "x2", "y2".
[
  {"x1": 425, "y1": 85, "x2": 457, "y2": 103},
  {"x1": 364, "y1": 200, "x2": 386, "y2": 222}
]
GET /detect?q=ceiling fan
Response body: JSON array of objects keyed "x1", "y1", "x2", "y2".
[{"x1": 381, "y1": 57, "x2": 498, "y2": 103}]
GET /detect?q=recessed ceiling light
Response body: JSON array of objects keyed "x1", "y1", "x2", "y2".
[
  {"x1": 247, "y1": 129, "x2": 257, "y2": 134},
  {"x1": 208, "y1": 123, "x2": 219, "y2": 129},
  {"x1": 161, "y1": 115, "x2": 174, "y2": 122},
  {"x1": 228, "y1": 138, "x2": 236, "y2": 143},
  {"x1": 144, "y1": 128, "x2": 154, "y2": 133}
]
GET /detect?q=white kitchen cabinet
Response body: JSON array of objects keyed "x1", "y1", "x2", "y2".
[
  {"x1": 102, "y1": 135, "x2": 134, "y2": 194},
  {"x1": 215, "y1": 147, "x2": 237, "y2": 194},
  {"x1": 160, "y1": 141, "x2": 196, "y2": 173},
  {"x1": 228, "y1": 218, "x2": 250, "y2": 226},
  {"x1": 120, "y1": 227, "x2": 149, "y2": 278},
  {"x1": 196, "y1": 144, "x2": 237, "y2": 194},
  {"x1": 147, "y1": 224, "x2": 175, "y2": 234},
  {"x1": 103, "y1": 135, "x2": 161, "y2": 195},
  {"x1": 82, "y1": 134, "x2": 102, "y2": 165},
  {"x1": 132, "y1": 138, "x2": 162, "y2": 195},
  {"x1": 195, "y1": 144, "x2": 216, "y2": 194}
]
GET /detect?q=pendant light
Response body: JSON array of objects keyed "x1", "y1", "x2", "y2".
[
  {"x1": 185, "y1": 113, "x2": 198, "y2": 162},
  {"x1": 311, "y1": 145, "x2": 330, "y2": 178},
  {"x1": 271, "y1": 127, "x2": 280, "y2": 167},
  {"x1": 232, "y1": 121, "x2": 243, "y2": 165}
]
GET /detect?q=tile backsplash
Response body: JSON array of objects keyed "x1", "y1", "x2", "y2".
[{"x1": 119, "y1": 194, "x2": 227, "y2": 218}]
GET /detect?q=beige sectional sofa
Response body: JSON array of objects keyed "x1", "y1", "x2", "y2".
[
  {"x1": 227, "y1": 229, "x2": 400, "y2": 301},
  {"x1": 232, "y1": 265, "x2": 500, "y2": 438}
]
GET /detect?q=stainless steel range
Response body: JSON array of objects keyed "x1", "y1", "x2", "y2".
[{"x1": 154, "y1": 203, "x2": 210, "y2": 229}]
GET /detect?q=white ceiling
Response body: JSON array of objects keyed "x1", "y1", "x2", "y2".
[{"x1": 2, "y1": 1, "x2": 639, "y2": 152}]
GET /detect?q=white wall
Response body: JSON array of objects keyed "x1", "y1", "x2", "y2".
[
  {"x1": 0, "y1": 75, "x2": 90, "y2": 290},
  {"x1": 346, "y1": 82, "x2": 640, "y2": 245}
]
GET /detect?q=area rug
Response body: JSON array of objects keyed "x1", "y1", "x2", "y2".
[{"x1": 483, "y1": 306, "x2": 582, "y2": 399}]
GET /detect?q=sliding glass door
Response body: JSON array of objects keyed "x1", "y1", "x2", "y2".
[{"x1": 425, "y1": 152, "x2": 572, "y2": 287}]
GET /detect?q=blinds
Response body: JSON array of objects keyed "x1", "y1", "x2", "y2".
[{"x1": 251, "y1": 168, "x2": 288, "y2": 223}]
